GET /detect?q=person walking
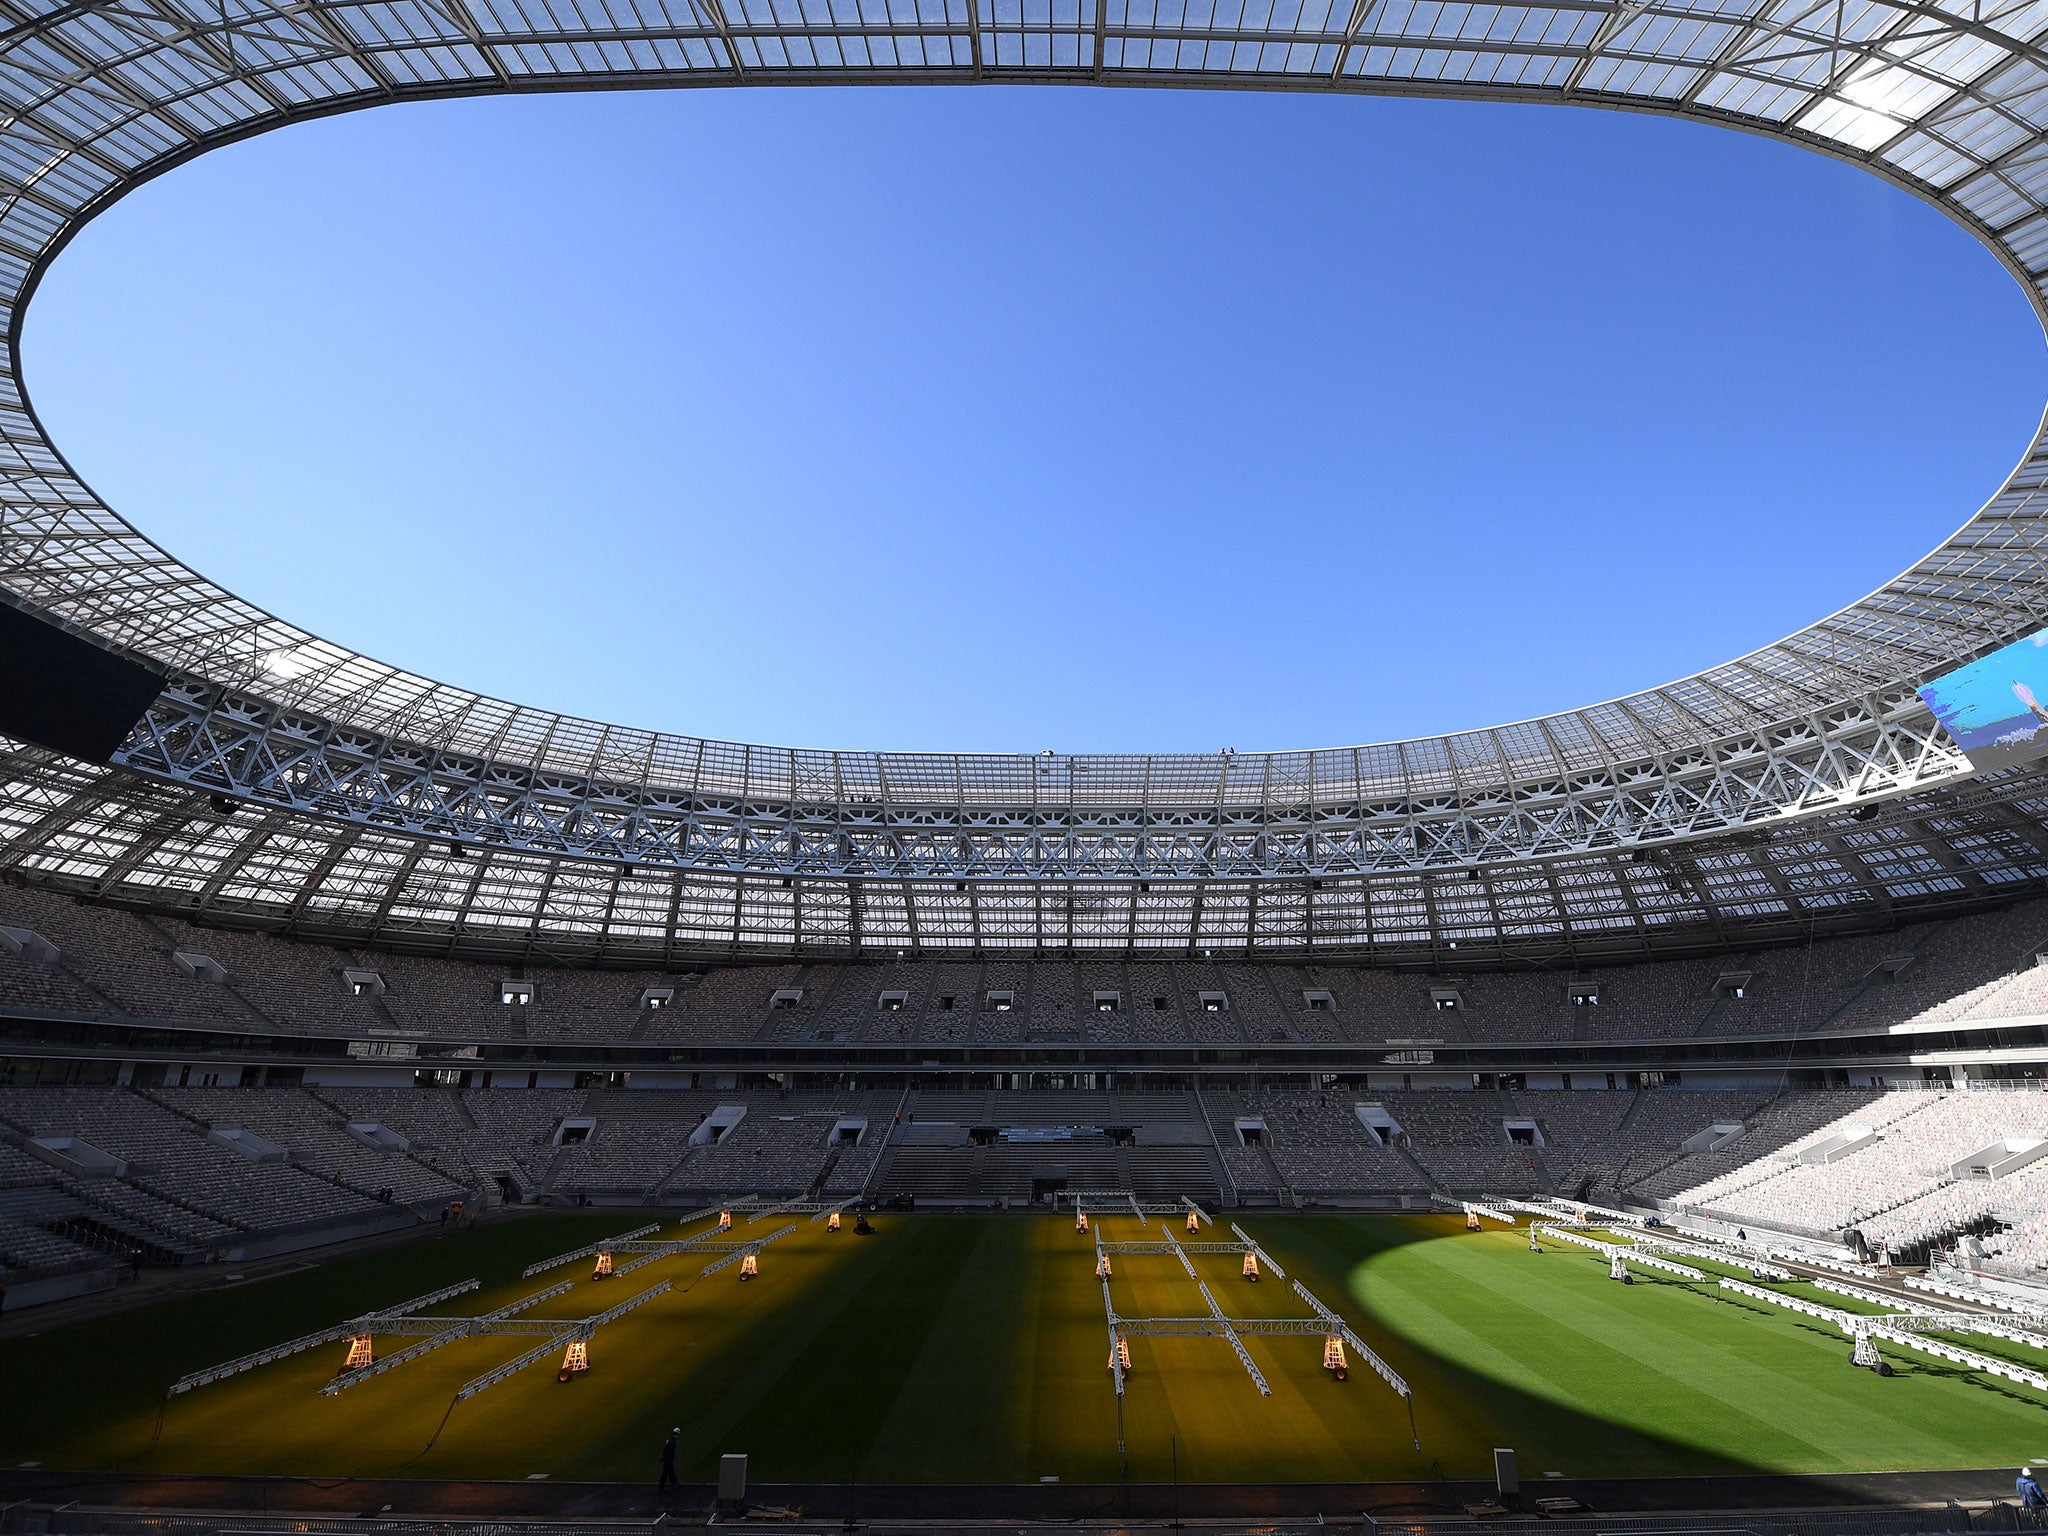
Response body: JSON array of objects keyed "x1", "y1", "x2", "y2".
[
  {"x1": 658, "y1": 1428, "x2": 679, "y2": 1490},
  {"x1": 2018, "y1": 1467, "x2": 2046, "y2": 1513}
]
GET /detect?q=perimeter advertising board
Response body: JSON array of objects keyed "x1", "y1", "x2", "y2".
[{"x1": 1918, "y1": 624, "x2": 2048, "y2": 771}]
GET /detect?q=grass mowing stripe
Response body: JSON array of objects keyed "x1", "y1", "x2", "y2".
[
  {"x1": 1022, "y1": 1216, "x2": 1124, "y2": 1485},
  {"x1": 658, "y1": 1219, "x2": 958, "y2": 1482},
  {"x1": 1241, "y1": 1214, "x2": 1549, "y2": 1476},
  {"x1": 0, "y1": 1213, "x2": 630, "y2": 1473},
  {"x1": 14, "y1": 1213, "x2": 2048, "y2": 1486},
  {"x1": 1362, "y1": 1257, "x2": 1755, "y2": 1473},
  {"x1": 846, "y1": 1218, "x2": 1047, "y2": 1483},
  {"x1": 1096, "y1": 1216, "x2": 1429, "y2": 1486},
  {"x1": 1247, "y1": 1216, "x2": 2048, "y2": 1479},
  {"x1": 692, "y1": 1214, "x2": 1103, "y2": 1485},
  {"x1": 1397, "y1": 1237, "x2": 1962, "y2": 1472},
  {"x1": 1388, "y1": 1242, "x2": 1850, "y2": 1457}
]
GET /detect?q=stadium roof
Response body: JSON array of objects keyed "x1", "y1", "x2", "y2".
[{"x1": 5, "y1": 0, "x2": 2048, "y2": 961}]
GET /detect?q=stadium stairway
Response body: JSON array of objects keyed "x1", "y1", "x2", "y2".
[
  {"x1": 134, "y1": 1086, "x2": 446, "y2": 1218},
  {"x1": 55, "y1": 1179, "x2": 223, "y2": 1260},
  {"x1": 1395, "y1": 1142, "x2": 1450, "y2": 1198},
  {"x1": 131, "y1": 914, "x2": 278, "y2": 1034},
  {"x1": 1193, "y1": 1091, "x2": 1246, "y2": 1206},
  {"x1": 1592, "y1": 1088, "x2": 1685, "y2": 1196},
  {"x1": 0, "y1": 1186, "x2": 184, "y2": 1266},
  {"x1": 1245, "y1": 1142, "x2": 1291, "y2": 1205},
  {"x1": 1615, "y1": 1086, "x2": 1648, "y2": 1134},
  {"x1": 808, "y1": 1149, "x2": 835, "y2": 1199},
  {"x1": 644, "y1": 1146, "x2": 701, "y2": 1203},
  {"x1": 121, "y1": 1166, "x2": 254, "y2": 1237},
  {"x1": 870, "y1": 1144, "x2": 987, "y2": 1201},
  {"x1": 0, "y1": 1098, "x2": 264, "y2": 1250},
  {"x1": 533, "y1": 1144, "x2": 573, "y2": 1197},
  {"x1": 300, "y1": 1084, "x2": 484, "y2": 1199},
  {"x1": 1118, "y1": 1144, "x2": 1225, "y2": 1203}
]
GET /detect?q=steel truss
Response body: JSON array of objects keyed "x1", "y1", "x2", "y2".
[
  {"x1": 1065, "y1": 1189, "x2": 1148, "y2": 1220},
  {"x1": 1537, "y1": 1223, "x2": 1708, "y2": 1280},
  {"x1": 1634, "y1": 1232, "x2": 1791, "y2": 1279},
  {"x1": 523, "y1": 1223, "x2": 661, "y2": 1277},
  {"x1": 1095, "y1": 1219, "x2": 1286, "y2": 1277},
  {"x1": 168, "y1": 1276, "x2": 671, "y2": 1403},
  {"x1": 3, "y1": 0, "x2": 2048, "y2": 951},
  {"x1": 1505, "y1": 1196, "x2": 1642, "y2": 1226},
  {"x1": 166, "y1": 1278, "x2": 480, "y2": 1394},
  {"x1": 1716, "y1": 1274, "x2": 2048, "y2": 1391},
  {"x1": 1633, "y1": 1206, "x2": 1915, "y2": 1285},
  {"x1": 1442, "y1": 1197, "x2": 1520, "y2": 1225},
  {"x1": 8, "y1": 737, "x2": 2048, "y2": 964},
  {"x1": 521, "y1": 1205, "x2": 796, "y2": 1280},
  {"x1": 1094, "y1": 1214, "x2": 1409, "y2": 1403},
  {"x1": 321, "y1": 1278, "x2": 582, "y2": 1393},
  {"x1": 696, "y1": 1222, "x2": 798, "y2": 1275},
  {"x1": 111, "y1": 678, "x2": 1969, "y2": 881},
  {"x1": 1805, "y1": 1274, "x2": 2048, "y2": 1351}
]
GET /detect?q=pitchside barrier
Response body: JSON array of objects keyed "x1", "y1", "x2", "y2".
[
  {"x1": 8, "y1": 1502, "x2": 2032, "y2": 1536},
  {"x1": 8, "y1": 1512, "x2": 1436, "y2": 1536},
  {"x1": 1363, "y1": 1506, "x2": 2000, "y2": 1536},
  {"x1": 28, "y1": 1520, "x2": 680, "y2": 1536}
]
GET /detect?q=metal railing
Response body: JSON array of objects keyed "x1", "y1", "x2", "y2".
[
  {"x1": 0, "y1": 1503, "x2": 2038, "y2": 1536},
  {"x1": 29, "y1": 1515, "x2": 667, "y2": 1536},
  {"x1": 1366, "y1": 1505, "x2": 2012, "y2": 1536}
]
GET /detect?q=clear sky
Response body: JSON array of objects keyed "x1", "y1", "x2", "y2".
[{"x1": 22, "y1": 85, "x2": 2047, "y2": 756}]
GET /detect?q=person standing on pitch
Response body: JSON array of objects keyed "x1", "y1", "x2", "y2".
[{"x1": 658, "y1": 1429, "x2": 680, "y2": 1490}]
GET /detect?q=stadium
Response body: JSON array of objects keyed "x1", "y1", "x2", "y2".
[{"x1": 6, "y1": 7, "x2": 2048, "y2": 1535}]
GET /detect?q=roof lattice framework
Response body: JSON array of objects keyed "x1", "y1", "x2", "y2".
[{"x1": 2, "y1": 0, "x2": 2048, "y2": 958}]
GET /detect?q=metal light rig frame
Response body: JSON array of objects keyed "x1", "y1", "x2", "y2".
[
  {"x1": 1716, "y1": 1275, "x2": 2048, "y2": 1391},
  {"x1": 523, "y1": 1216, "x2": 799, "y2": 1281},
  {"x1": 167, "y1": 1277, "x2": 673, "y2": 1403},
  {"x1": 1094, "y1": 1217, "x2": 1286, "y2": 1282},
  {"x1": 1505, "y1": 1196, "x2": 1816, "y2": 1278},
  {"x1": 1437, "y1": 1197, "x2": 1520, "y2": 1227},
  {"x1": 1090, "y1": 1215, "x2": 1413, "y2": 1439},
  {"x1": 166, "y1": 1279, "x2": 481, "y2": 1396},
  {"x1": 1066, "y1": 1192, "x2": 1214, "y2": 1225},
  {"x1": 1535, "y1": 1224, "x2": 1708, "y2": 1283}
]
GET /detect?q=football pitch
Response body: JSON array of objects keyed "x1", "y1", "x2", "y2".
[{"x1": 4, "y1": 1209, "x2": 2048, "y2": 1487}]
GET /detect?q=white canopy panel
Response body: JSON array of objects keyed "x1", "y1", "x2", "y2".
[{"x1": 2, "y1": 0, "x2": 2048, "y2": 950}]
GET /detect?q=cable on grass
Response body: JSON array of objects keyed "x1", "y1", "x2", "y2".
[
  {"x1": 108, "y1": 1388, "x2": 173, "y2": 1471},
  {"x1": 398, "y1": 1396, "x2": 462, "y2": 1469}
]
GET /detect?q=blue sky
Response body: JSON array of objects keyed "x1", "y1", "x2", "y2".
[{"x1": 23, "y1": 86, "x2": 2046, "y2": 755}]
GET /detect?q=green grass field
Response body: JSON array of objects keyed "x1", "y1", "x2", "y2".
[{"x1": 5, "y1": 1210, "x2": 2048, "y2": 1486}]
